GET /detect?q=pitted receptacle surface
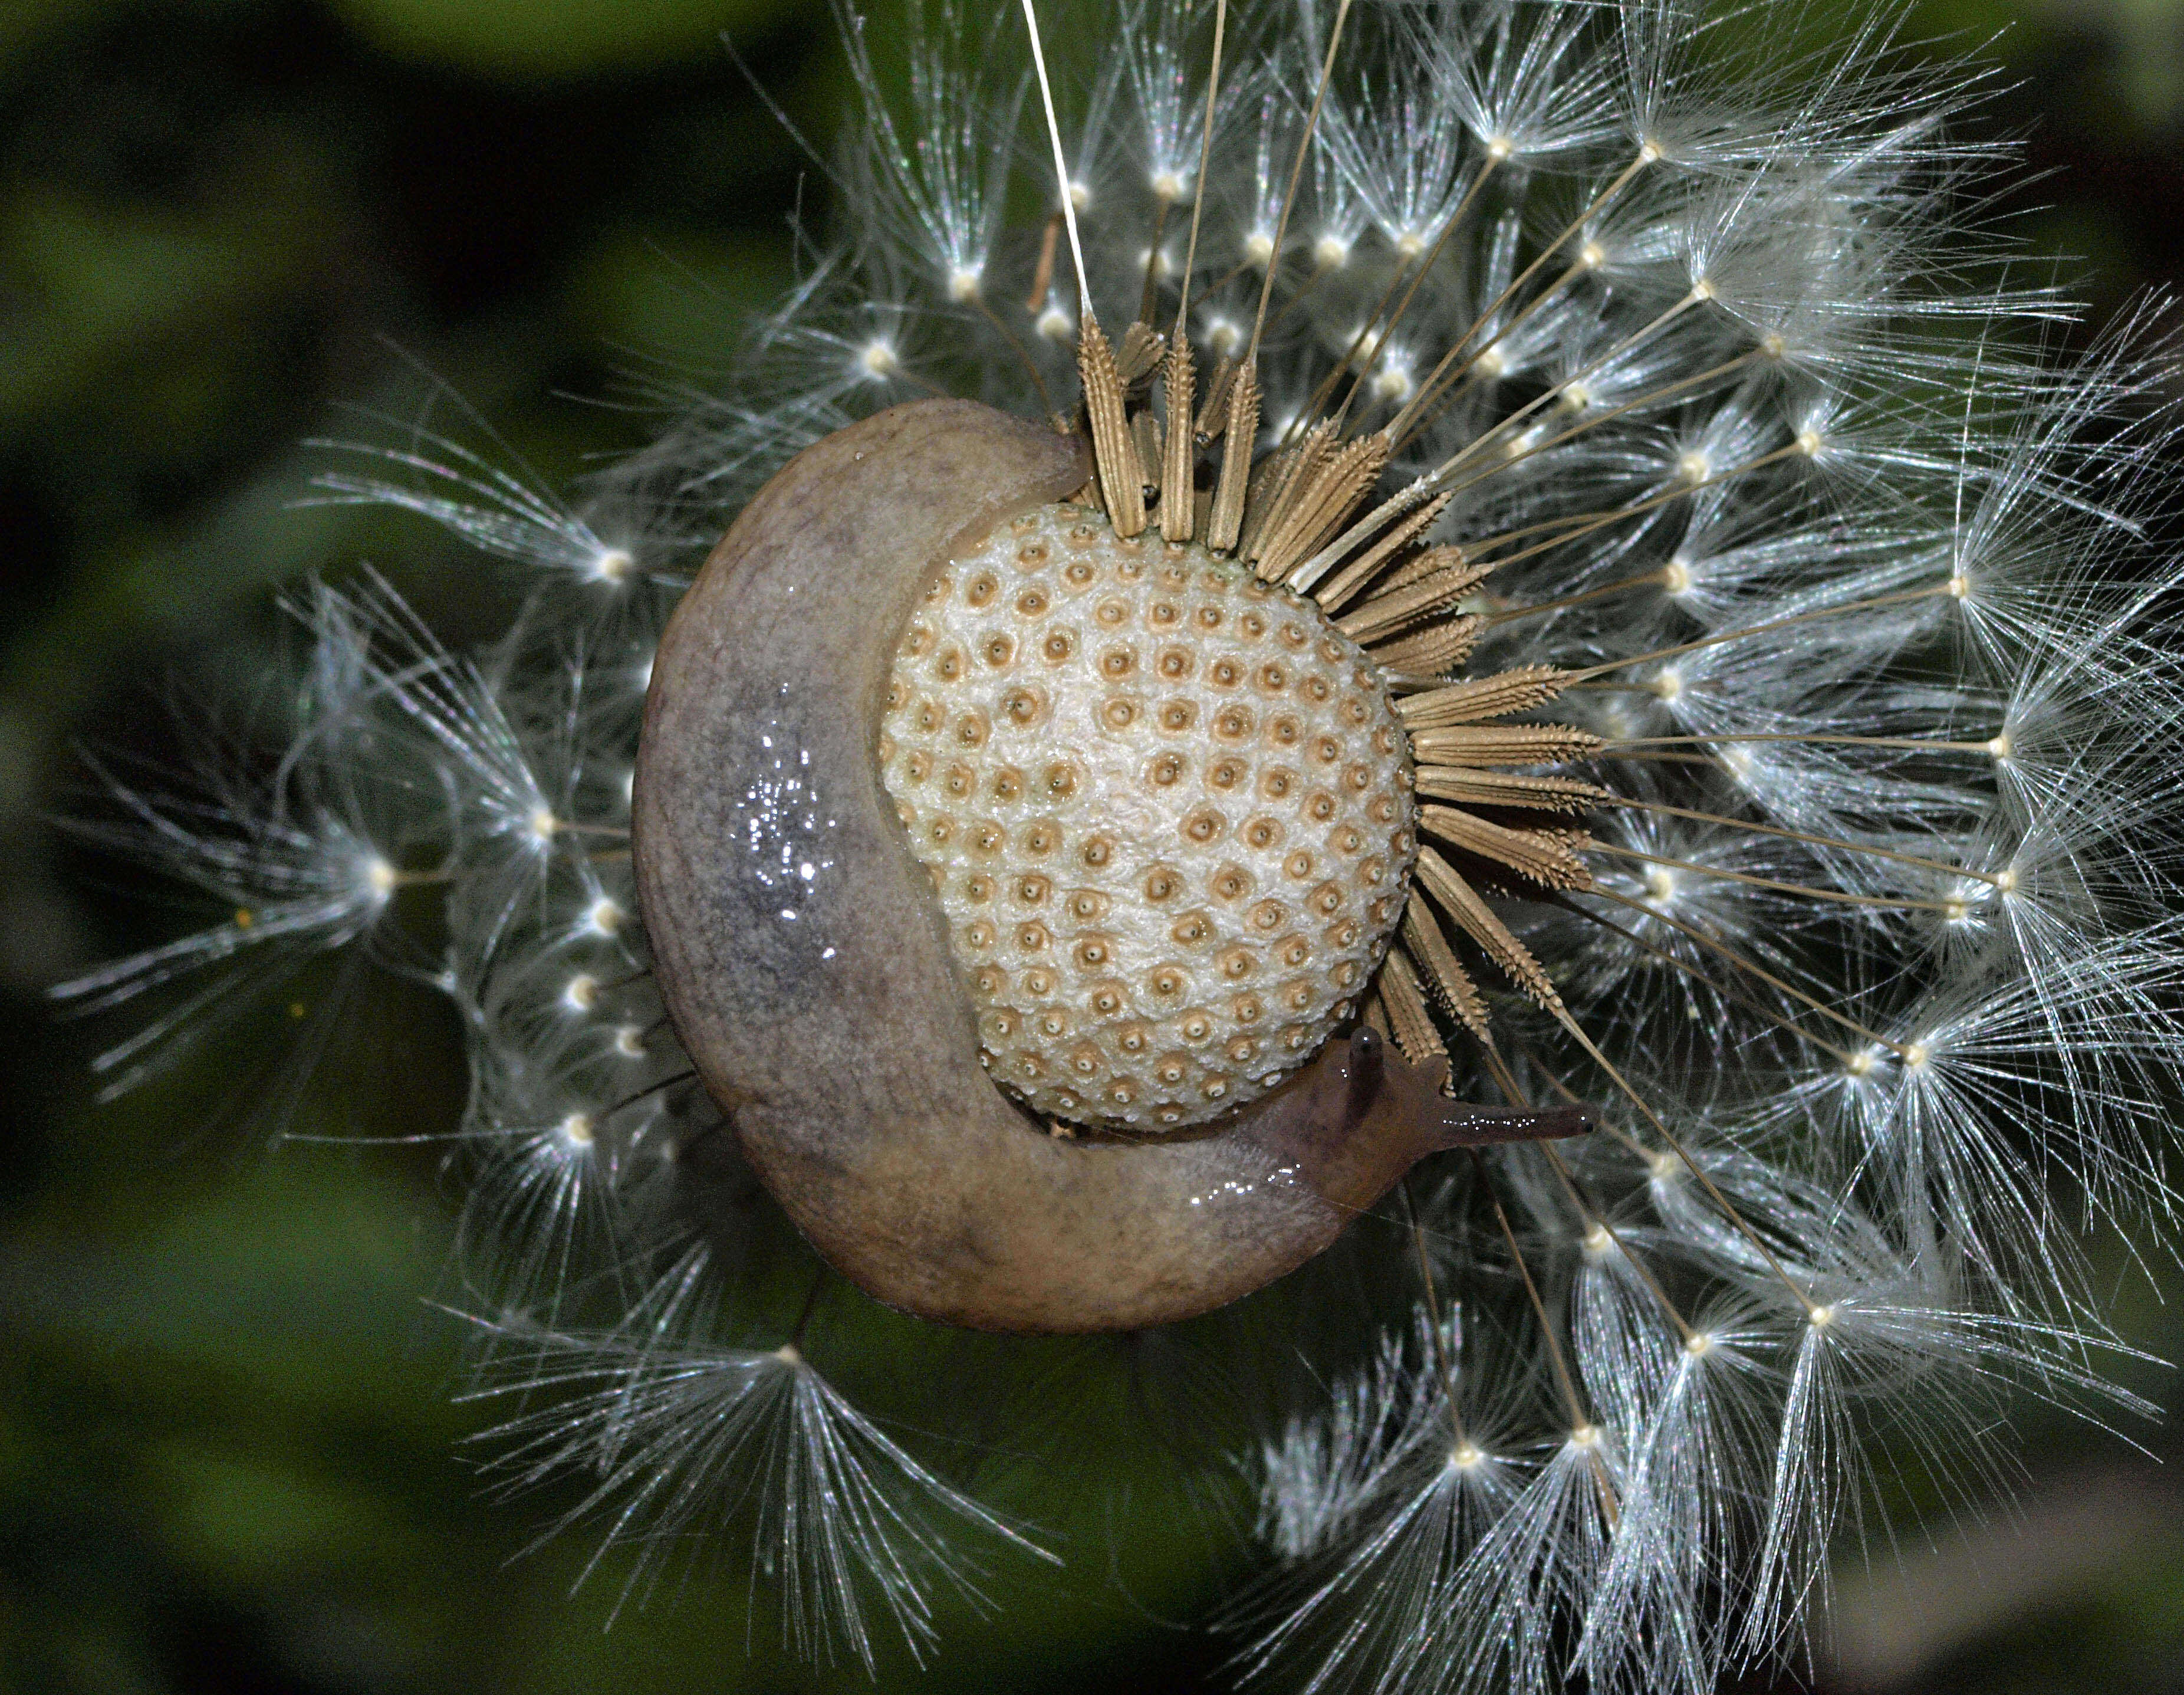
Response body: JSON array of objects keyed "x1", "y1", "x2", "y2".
[{"x1": 879, "y1": 503, "x2": 1418, "y2": 1130}]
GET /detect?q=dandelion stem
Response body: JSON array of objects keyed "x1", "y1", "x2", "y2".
[
  {"x1": 1481, "y1": 566, "x2": 1672, "y2": 626},
  {"x1": 1024, "y1": 211, "x2": 1061, "y2": 314},
  {"x1": 1283, "y1": 251, "x2": 1421, "y2": 448},
  {"x1": 1137, "y1": 193, "x2": 1176, "y2": 324},
  {"x1": 1263, "y1": 259, "x2": 1340, "y2": 339},
  {"x1": 1475, "y1": 1152, "x2": 1587, "y2": 1427},
  {"x1": 1593, "y1": 750, "x2": 1722, "y2": 767},
  {"x1": 1515, "y1": 1039, "x2": 1650, "y2": 1161},
  {"x1": 1473, "y1": 1034, "x2": 1530, "y2": 1111}
]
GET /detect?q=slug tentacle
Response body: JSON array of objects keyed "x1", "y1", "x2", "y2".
[{"x1": 634, "y1": 399, "x2": 1579, "y2": 1332}]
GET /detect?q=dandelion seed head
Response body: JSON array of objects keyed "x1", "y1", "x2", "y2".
[{"x1": 52, "y1": 0, "x2": 2184, "y2": 1684}]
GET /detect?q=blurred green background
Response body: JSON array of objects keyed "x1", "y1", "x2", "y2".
[{"x1": 2, "y1": 1, "x2": 2183, "y2": 1690}]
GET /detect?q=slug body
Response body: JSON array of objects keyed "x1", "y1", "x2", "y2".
[{"x1": 634, "y1": 399, "x2": 1581, "y2": 1333}]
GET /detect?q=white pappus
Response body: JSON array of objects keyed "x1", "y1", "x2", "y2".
[{"x1": 50, "y1": 0, "x2": 2184, "y2": 1689}]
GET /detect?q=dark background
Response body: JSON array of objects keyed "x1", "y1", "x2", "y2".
[{"x1": 2, "y1": 1, "x2": 2182, "y2": 1690}]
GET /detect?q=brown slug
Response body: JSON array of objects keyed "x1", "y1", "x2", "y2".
[{"x1": 632, "y1": 399, "x2": 1585, "y2": 1334}]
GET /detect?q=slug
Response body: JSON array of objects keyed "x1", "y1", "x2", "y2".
[{"x1": 633, "y1": 399, "x2": 1586, "y2": 1334}]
